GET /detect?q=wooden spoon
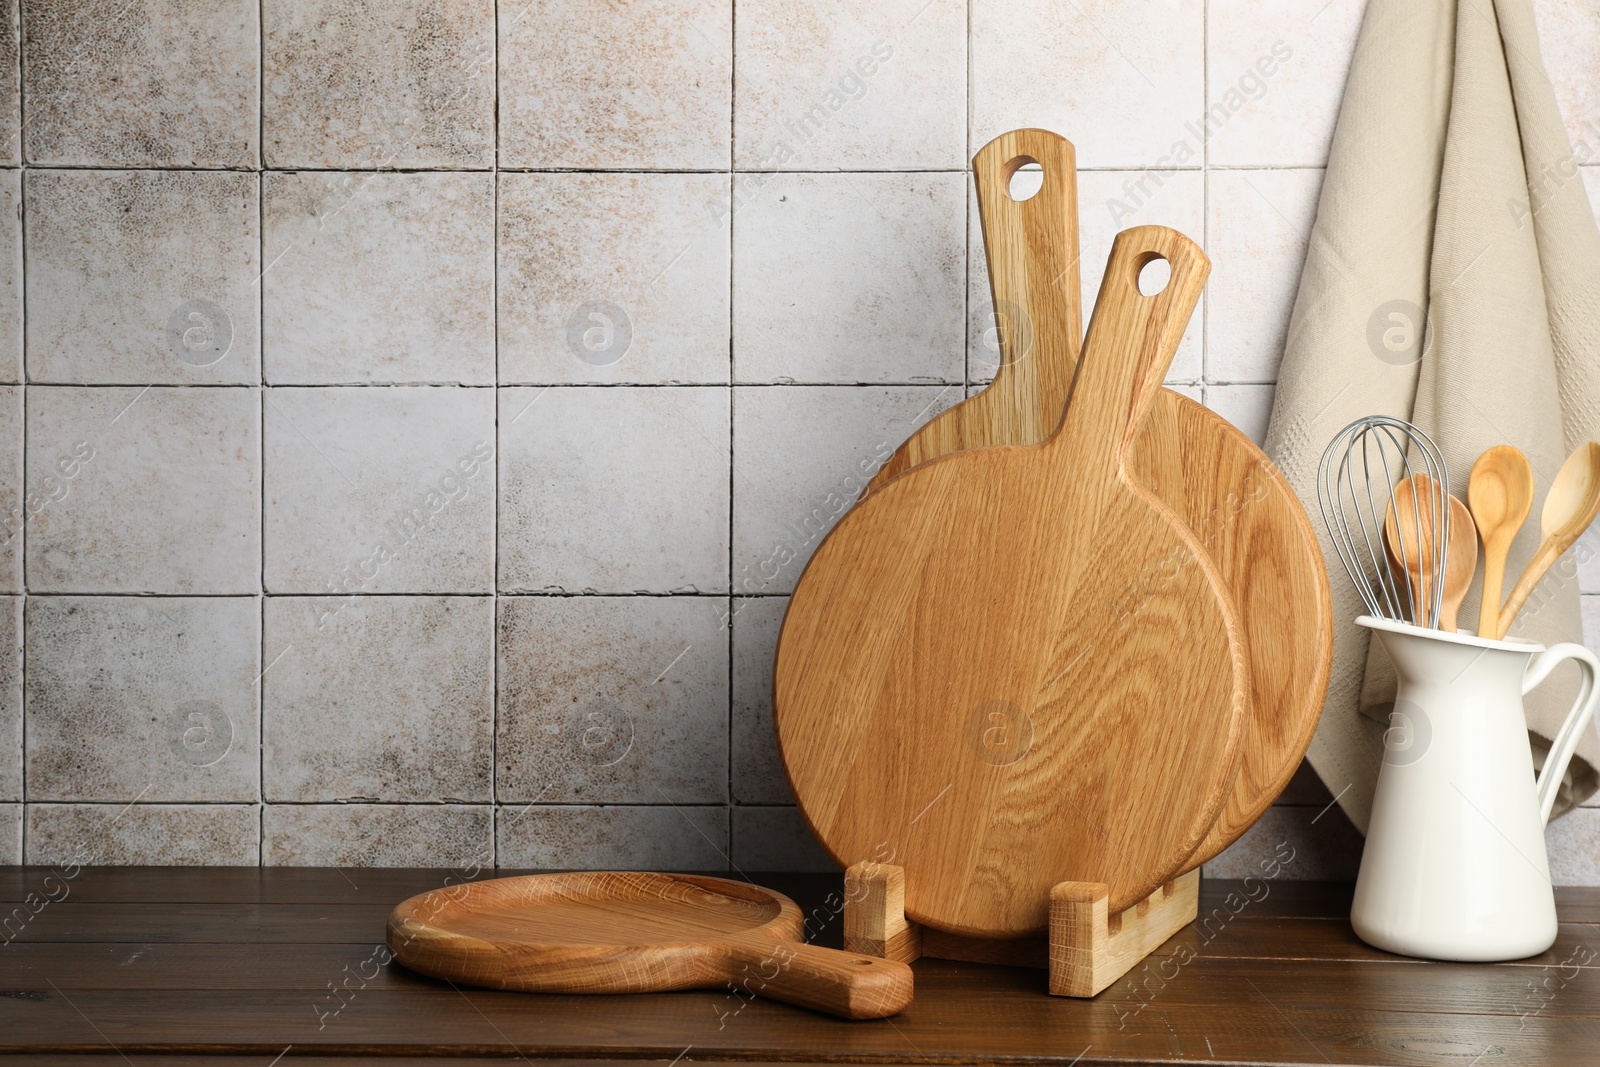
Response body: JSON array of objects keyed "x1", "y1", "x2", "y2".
[
  {"x1": 1383, "y1": 473, "x2": 1477, "y2": 631},
  {"x1": 1496, "y1": 441, "x2": 1600, "y2": 639},
  {"x1": 1468, "y1": 446, "x2": 1535, "y2": 637}
]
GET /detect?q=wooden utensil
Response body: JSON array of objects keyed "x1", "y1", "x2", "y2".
[
  {"x1": 1497, "y1": 441, "x2": 1600, "y2": 639},
  {"x1": 863, "y1": 128, "x2": 1332, "y2": 870},
  {"x1": 1469, "y1": 445, "x2": 1534, "y2": 637},
  {"x1": 776, "y1": 225, "x2": 1248, "y2": 937},
  {"x1": 386, "y1": 872, "x2": 913, "y2": 1020},
  {"x1": 1381, "y1": 474, "x2": 1477, "y2": 631},
  {"x1": 865, "y1": 130, "x2": 1081, "y2": 490}
]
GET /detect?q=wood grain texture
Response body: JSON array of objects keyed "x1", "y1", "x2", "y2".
[
  {"x1": 1131, "y1": 399, "x2": 1333, "y2": 866},
  {"x1": 1469, "y1": 445, "x2": 1535, "y2": 637},
  {"x1": 863, "y1": 129, "x2": 1332, "y2": 868},
  {"x1": 1497, "y1": 440, "x2": 1600, "y2": 638},
  {"x1": 865, "y1": 129, "x2": 1082, "y2": 492},
  {"x1": 1048, "y1": 870, "x2": 1199, "y2": 996},
  {"x1": 776, "y1": 225, "x2": 1246, "y2": 935},
  {"x1": 841, "y1": 861, "x2": 1198, "y2": 998},
  {"x1": 386, "y1": 872, "x2": 912, "y2": 1020},
  {"x1": 841, "y1": 862, "x2": 921, "y2": 962},
  {"x1": 7, "y1": 868, "x2": 1600, "y2": 1066}
]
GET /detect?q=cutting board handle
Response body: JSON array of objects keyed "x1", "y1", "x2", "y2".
[
  {"x1": 1050, "y1": 225, "x2": 1208, "y2": 472},
  {"x1": 722, "y1": 930, "x2": 914, "y2": 1019},
  {"x1": 972, "y1": 128, "x2": 1082, "y2": 378}
]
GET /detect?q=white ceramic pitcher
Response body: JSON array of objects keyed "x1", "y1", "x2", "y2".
[{"x1": 1352, "y1": 616, "x2": 1599, "y2": 961}]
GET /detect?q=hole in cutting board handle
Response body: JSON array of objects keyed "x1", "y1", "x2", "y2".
[
  {"x1": 1005, "y1": 156, "x2": 1044, "y2": 201},
  {"x1": 1137, "y1": 255, "x2": 1171, "y2": 296}
]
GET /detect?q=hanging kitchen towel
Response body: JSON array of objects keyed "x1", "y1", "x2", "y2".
[{"x1": 1265, "y1": 0, "x2": 1600, "y2": 832}]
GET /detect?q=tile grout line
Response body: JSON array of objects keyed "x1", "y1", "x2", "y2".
[
  {"x1": 0, "y1": 162, "x2": 1397, "y2": 174},
  {"x1": 257, "y1": 0, "x2": 267, "y2": 864},
  {"x1": 13, "y1": 0, "x2": 23, "y2": 863},
  {"x1": 1200, "y1": 0, "x2": 1210, "y2": 401},
  {"x1": 964, "y1": 0, "x2": 972, "y2": 391},
  {"x1": 726, "y1": 0, "x2": 736, "y2": 872},
  {"x1": 491, "y1": 0, "x2": 501, "y2": 870}
]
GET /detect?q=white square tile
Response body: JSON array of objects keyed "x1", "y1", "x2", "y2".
[
  {"x1": 734, "y1": 172, "x2": 966, "y2": 384},
  {"x1": 971, "y1": 0, "x2": 1204, "y2": 169},
  {"x1": 969, "y1": 170, "x2": 1205, "y2": 385},
  {"x1": 734, "y1": 0, "x2": 965, "y2": 170},
  {"x1": 25, "y1": 596, "x2": 259, "y2": 802},
  {"x1": 0, "y1": 386, "x2": 17, "y2": 591},
  {"x1": 26, "y1": 387, "x2": 261, "y2": 594},
  {"x1": 1547, "y1": 806, "x2": 1600, "y2": 885},
  {"x1": 731, "y1": 596, "x2": 791, "y2": 804},
  {"x1": 1206, "y1": 168, "x2": 1324, "y2": 383},
  {"x1": 732, "y1": 385, "x2": 959, "y2": 595},
  {"x1": 1205, "y1": 383, "x2": 1277, "y2": 447},
  {"x1": 263, "y1": 0, "x2": 494, "y2": 169},
  {"x1": 0, "y1": 1, "x2": 17, "y2": 166},
  {"x1": 21, "y1": 0, "x2": 258, "y2": 167},
  {"x1": 1579, "y1": 526, "x2": 1599, "y2": 595},
  {"x1": 0, "y1": 171, "x2": 19, "y2": 382},
  {"x1": 263, "y1": 172, "x2": 495, "y2": 385},
  {"x1": 498, "y1": 173, "x2": 730, "y2": 385},
  {"x1": 496, "y1": 804, "x2": 728, "y2": 870},
  {"x1": 731, "y1": 807, "x2": 837, "y2": 873},
  {"x1": 497, "y1": 596, "x2": 728, "y2": 804},
  {"x1": 1583, "y1": 595, "x2": 1599, "y2": 660},
  {"x1": 498, "y1": 0, "x2": 731, "y2": 169},
  {"x1": 263, "y1": 804, "x2": 492, "y2": 867},
  {"x1": 1536, "y1": 0, "x2": 1600, "y2": 164},
  {"x1": 25, "y1": 170, "x2": 259, "y2": 384},
  {"x1": 498, "y1": 387, "x2": 729, "y2": 594},
  {"x1": 264, "y1": 597, "x2": 493, "y2": 803},
  {"x1": 0, "y1": 597, "x2": 16, "y2": 801},
  {"x1": 1206, "y1": 0, "x2": 1364, "y2": 167},
  {"x1": 0, "y1": 803, "x2": 16, "y2": 863},
  {"x1": 263, "y1": 386, "x2": 495, "y2": 594},
  {"x1": 25, "y1": 804, "x2": 259, "y2": 865}
]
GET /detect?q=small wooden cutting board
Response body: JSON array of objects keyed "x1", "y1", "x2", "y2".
[{"x1": 387, "y1": 872, "x2": 913, "y2": 1020}]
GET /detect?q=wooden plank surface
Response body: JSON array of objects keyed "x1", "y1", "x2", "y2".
[
  {"x1": 5, "y1": 979, "x2": 1599, "y2": 1061},
  {"x1": 2, "y1": 867, "x2": 1598, "y2": 1066}
]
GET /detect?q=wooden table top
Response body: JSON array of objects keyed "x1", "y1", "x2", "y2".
[{"x1": 2, "y1": 867, "x2": 1597, "y2": 1066}]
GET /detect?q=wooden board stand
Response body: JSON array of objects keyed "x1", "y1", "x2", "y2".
[{"x1": 842, "y1": 862, "x2": 1199, "y2": 998}]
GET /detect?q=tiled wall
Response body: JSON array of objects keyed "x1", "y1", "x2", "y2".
[{"x1": 1, "y1": 0, "x2": 1598, "y2": 879}]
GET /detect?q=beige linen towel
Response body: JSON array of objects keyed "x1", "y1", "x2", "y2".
[{"x1": 1265, "y1": 0, "x2": 1600, "y2": 831}]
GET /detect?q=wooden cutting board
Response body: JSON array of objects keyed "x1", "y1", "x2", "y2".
[
  {"x1": 867, "y1": 131, "x2": 1082, "y2": 487},
  {"x1": 387, "y1": 872, "x2": 913, "y2": 1020},
  {"x1": 775, "y1": 225, "x2": 1248, "y2": 937},
  {"x1": 865, "y1": 128, "x2": 1333, "y2": 868}
]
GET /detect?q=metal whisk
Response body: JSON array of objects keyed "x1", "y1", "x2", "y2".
[{"x1": 1317, "y1": 415, "x2": 1452, "y2": 628}]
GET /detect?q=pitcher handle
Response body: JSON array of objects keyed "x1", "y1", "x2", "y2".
[{"x1": 1523, "y1": 643, "x2": 1600, "y2": 824}]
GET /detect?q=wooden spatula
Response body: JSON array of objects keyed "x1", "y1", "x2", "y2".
[
  {"x1": 388, "y1": 872, "x2": 913, "y2": 1020},
  {"x1": 776, "y1": 225, "x2": 1247, "y2": 936},
  {"x1": 1497, "y1": 441, "x2": 1600, "y2": 638}
]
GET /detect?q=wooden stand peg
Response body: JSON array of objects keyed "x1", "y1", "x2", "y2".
[{"x1": 843, "y1": 862, "x2": 1199, "y2": 998}]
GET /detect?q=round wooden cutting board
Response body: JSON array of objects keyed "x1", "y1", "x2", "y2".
[
  {"x1": 775, "y1": 226, "x2": 1249, "y2": 937},
  {"x1": 387, "y1": 872, "x2": 913, "y2": 1019},
  {"x1": 863, "y1": 128, "x2": 1332, "y2": 869}
]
